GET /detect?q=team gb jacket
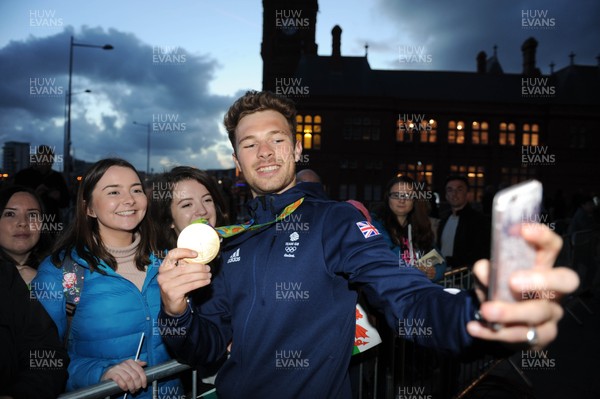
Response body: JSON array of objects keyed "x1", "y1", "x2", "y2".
[{"x1": 160, "y1": 182, "x2": 481, "y2": 398}]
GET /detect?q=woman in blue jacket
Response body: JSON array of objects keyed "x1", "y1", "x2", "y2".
[{"x1": 32, "y1": 158, "x2": 183, "y2": 397}]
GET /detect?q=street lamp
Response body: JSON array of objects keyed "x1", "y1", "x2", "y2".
[
  {"x1": 133, "y1": 121, "x2": 151, "y2": 175},
  {"x1": 64, "y1": 35, "x2": 113, "y2": 182},
  {"x1": 63, "y1": 89, "x2": 91, "y2": 173}
]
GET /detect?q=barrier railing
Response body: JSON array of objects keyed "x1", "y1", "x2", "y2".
[
  {"x1": 374, "y1": 266, "x2": 499, "y2": 399},
  {"x1": 57, "y1": 267, "x2": 500, "y2": 399},
  {"x1": 58, "y1": 360, "x2": 196, "y2": 399}
]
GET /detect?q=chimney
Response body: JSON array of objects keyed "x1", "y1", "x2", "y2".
[
  {"x1": 477, "y1": 51, "x2": 487, "y2": 73},
  {"x1": 521, "y1": 37, "x2": 538, "y2": 75},
  {"x1": 332, "y1": 25, "x2": 342, "y2": 57}
]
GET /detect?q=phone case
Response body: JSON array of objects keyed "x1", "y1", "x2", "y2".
[{"x1": 488, "y1": 180, "x2": 543, "y2": 302}]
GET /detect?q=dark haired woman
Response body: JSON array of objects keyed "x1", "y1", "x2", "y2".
[
  {"x1": 151, "y1": 166, "x2": 230, "y2": 250},
  {"x1": 150, "y1": 165, "x2": 230, "y2": 392},
  {"x1": 372, "y1": 175, "x2": 446, "y2": 281},
  {"x1": 32, "y1": 158, "x2": 184, "y2": 397},
  {"x1": 0, "y1": 185, "x2": 49, "y2": 284}
]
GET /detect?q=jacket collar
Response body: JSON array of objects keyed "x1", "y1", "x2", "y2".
[
  {"x1": 452, "y1": 202, "x2": 473, "y2": 217},
  {"x1": 67, "y1": 248, "x2": 159, "y2": 277},
  {"x1": 246, "y1": 182, "x2": 327, "y2": 225}
]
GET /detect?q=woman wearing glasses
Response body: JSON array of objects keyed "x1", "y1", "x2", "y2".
[{"x1": 372, "y1": 175, "x2": 446, "y2": 281}]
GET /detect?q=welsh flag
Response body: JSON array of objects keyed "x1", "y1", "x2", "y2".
[{"x1": 353, "y1": 304, "x2": 382, "y2": 355}]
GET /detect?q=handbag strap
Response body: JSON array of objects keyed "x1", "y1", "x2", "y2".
[{"x1": 62, "y1": 253, "x2": 85, "y2": 346}]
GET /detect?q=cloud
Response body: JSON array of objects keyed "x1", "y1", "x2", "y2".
[
  {"x1": 0, "y1": 26, "x2": 236, "y2": 173},
  {"x1": 372, "y1": 0, "x2": 600, "y2": 73}
]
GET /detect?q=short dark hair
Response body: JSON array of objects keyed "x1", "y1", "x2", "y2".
[
  {"x1": 223, "y1": 90, "x2": 297, "y2": 153},
  {"x1": 444, "y1": 175, "x2": 470, "y2": 190}
]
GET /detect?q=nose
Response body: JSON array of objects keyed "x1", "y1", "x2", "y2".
[
  {"x1": 123, "y1": 191, "x2": 136, "y2": 205},
  {"x1": 16, "y1": 214, "x2": 28, "y2": 227},
  {"x1": 257, "y1": 140, "x2": 274, "y2": 160},
  {"x1": 194, "y1": 202, "x2": 208, "y2": 217}
]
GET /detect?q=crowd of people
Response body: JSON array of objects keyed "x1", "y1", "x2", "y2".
[{"x1": 0, "y1": 90, "x2": 585, "y2": 398}]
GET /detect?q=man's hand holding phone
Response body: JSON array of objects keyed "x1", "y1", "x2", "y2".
[{"x1": 466, "y1": 181, "x2": 579, "y2": 350}]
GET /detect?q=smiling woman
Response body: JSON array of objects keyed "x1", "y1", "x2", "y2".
[{"x1": 31, "y1": 158, "x2": 184, "y2": 397}]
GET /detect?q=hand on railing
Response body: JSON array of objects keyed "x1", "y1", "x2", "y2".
[
  {"x1": 101, "y1": 359, "x2": 147, "y2": 395},
  {"x1": 59, "y1": 359, "x2": 191, "y2": 399}
]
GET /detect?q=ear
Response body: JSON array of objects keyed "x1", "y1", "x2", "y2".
[
  {"x1": 86, "y1": 202, "x2": 97, "y2": 218},
  {"x1": 232, "y1": 152, "x2": 242, "y2": 173},
  {"x1": 293, "y1": 140, "x2": 303, "y2": 162}
]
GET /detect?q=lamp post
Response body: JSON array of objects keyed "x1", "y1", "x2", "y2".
[
  {"x1": 133, "y1": 121, "x2": 152, "y2": 175},
  {"x1": 64, "y1": 36, "x2": 113, "y2": 182},
  {"x1": 63, "y1": 89, "x2": 91, "y2": 173}
]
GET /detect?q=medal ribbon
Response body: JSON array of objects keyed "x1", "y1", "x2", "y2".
[{"x1": 191, "y1": 197, "x2": 305, "y2": 238}]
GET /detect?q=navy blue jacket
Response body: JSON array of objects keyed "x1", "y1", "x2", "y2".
[{"x1": 159, "y1": 183, "x2": 480, "y2": 398}]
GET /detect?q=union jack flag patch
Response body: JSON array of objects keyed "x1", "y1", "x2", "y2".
[{"x1": 356, "y1": 221, "x2": 380, "y2": 239}]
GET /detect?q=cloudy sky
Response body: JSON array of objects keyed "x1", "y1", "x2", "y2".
[{"x1": 1, "y1": 0, "x2": 598, "y2": 174}]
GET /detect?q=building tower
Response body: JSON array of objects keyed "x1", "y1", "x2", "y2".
[{"x1": 261, "y1": 0, "x2": 318, "y2": 92}]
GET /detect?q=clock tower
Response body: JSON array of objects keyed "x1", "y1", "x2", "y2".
[{"x1": 261, "y1": 0, "x2": 318, "y2": 91}]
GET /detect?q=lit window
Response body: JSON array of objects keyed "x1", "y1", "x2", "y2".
[
  {"x1": 522, "y1": 123, "x2": 539, "y2": 146},
  {"x1": 297, "y1": 114, "x2": 321, "y2": 150},
  {"x1": 450, "y1": 164, "x2": 485, "y2": 202},
  {"x1": 419, "y1": 119, "x2": 437, "y2": 143},
  {"x1": 448, "y1": 120, "x2": 465, "y2": 144},
  {"x1": 396, "y1": 162, "x2": 434, "y2": 187},
  {"x1": 397, "y1": 117, "x2": 413, "y2": 142},
  {"x1": 499, "y1": 122, "x2": 516, "y2": 146},
  {"x1": 471, "y1": 121, "x2": 489, "y2": 145}
]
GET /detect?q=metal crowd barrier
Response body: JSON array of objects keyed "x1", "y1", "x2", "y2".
[
  {"x1": 359, "y1": 266, "x2": 500, "y2": 399},
  {"x1": 57, "y1": 268, "x2": 500, "y2": 399},
  {"x1": 57, "y1": 360, "x2": 197, "y2": 399}
]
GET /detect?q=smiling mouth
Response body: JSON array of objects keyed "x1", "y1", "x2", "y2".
[
  {"x1": 257, "y1": 165, "x2": 279, "y2": 173},
  {"x1": 116, "y1": 210, "x2": 136, "y2": 216}
]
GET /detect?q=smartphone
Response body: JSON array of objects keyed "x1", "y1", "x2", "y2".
[{"x1": 488, "y1": 180, "x2": 543, "y2": 303}]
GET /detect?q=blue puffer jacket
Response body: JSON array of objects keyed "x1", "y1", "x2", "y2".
[
  {"x1": 32, "y1": 250, "x2": 183, "y2": 397},
  {"x1": 159, "y1": 182, "x2": 482, "y2": 398}
]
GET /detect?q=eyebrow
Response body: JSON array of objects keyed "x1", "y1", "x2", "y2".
[
  {"x1": 176, "y1": 192, "x2": 212, "y2": 205},
  {"x1": 101, "y1": 182, "x2": 142, "y2": 191},
  {"x1": 3, "y1": 207, "x2": 41, "y2": 212},
  {"x1": 102, "y1": 184, "x2": 121, "y2": 191},
  {"x1": 175, "y1": 196, "x2": 193, "y2": 205},
  {"x1": 238, "y1": 129, "x2": 289, "y2": 145}
]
